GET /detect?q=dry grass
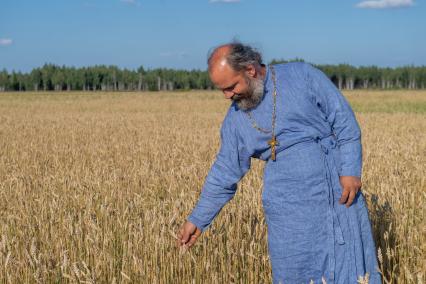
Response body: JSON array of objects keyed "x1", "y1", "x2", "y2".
[{"x1": 0, "y1": 90, "x2": 424, "y2": 283}]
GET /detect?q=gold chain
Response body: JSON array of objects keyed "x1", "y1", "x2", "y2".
[
  {"x1": 246, "y1": 111, "x2": 271, "y2": 134},
  {"x1": 245, "y1": 65, "x2": 277, "y2": 134},
  {"x1": 245, "y1": 65, "x2": 279, "y2": 161}
]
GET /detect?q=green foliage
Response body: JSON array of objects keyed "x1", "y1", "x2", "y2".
[
  {"x1": 0, "y1": 60, "x2": 425, "y2": 91},
  {"x1": 269, "y1": 57, "x2": 305, "y2": 65}
]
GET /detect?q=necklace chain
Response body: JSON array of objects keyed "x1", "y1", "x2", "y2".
[
  {"x1": 244, "y1": 65, "x2": 279, "y2": 161},
  {"x1": 245, "y1": 65, "x2": 278, "y2": 136}
]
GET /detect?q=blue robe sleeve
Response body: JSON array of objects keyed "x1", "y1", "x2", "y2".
[
  {"x1": 187, "y1": 107, "x2": 252, "y2": 232},
  {"x1": 304, "y1": 63, "x2": 363, "y2": 178}
]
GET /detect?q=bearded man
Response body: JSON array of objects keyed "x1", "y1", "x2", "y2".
[{"x1": 176, "y1": 42, "x2": 381, "y2": 284}]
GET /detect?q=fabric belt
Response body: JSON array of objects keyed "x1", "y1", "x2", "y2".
[{"x1": 315, "y1": 133, "x2": 345, "y2": 246}]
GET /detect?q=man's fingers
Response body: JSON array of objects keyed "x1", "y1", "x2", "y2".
[
  {"x1": 176, "y1": 222, "x2": 202, "y2": 248},
  {"x1": 339, "y1": 176, "x2": 362, "y2": 207},
  {"x1": 187, "y1": 234, "x2": 198, "y2": 248},
  {"x1": 181, "y1": 231, "x2": 190, "y2": 244},
  {"x1": 187, "y1": 228, "x2": 202, "y2": 247},
  {"x1": 339, "y1": 187, "x2": 350, "y2": 204},
  {"x1": 177, "y1": 227, "x2": 191, "y2": 246},
  {"x1": 345, "y1": 188, "x2": 356, "y2": 208}
]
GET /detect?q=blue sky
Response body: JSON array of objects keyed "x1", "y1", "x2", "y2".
[{"x1": 0, "y1": 0, "x2": 425, "y2": 72}]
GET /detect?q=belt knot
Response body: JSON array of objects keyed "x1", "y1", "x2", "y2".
[
  {"x1": 316, "y1": 133, "x2": 345, "y2": 245},
  {"x1": 314, "y1": 133, "x2": 336, "y2": 155}
]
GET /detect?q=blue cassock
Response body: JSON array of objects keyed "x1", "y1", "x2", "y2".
[{"x1": 187, "y1": 62, "x2": 381, "y2": 284}]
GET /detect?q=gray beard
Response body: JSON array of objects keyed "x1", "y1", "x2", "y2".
[{"x1": 232, "y1": 76, "x2": 265, "y2": 111}]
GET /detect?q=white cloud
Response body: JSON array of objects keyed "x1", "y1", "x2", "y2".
[
  {"x1": 0, "y1": 38, "x2": 13, "y2": 46},
  {"x1": 209, "y1": 0, "x2": 241, "y2": 3},
  {"x1": 356, "y1": 0, "x2": 414, "y2": 9}
]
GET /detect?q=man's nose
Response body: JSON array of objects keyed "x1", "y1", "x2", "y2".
[{"x1": 223, "y1": 90, "x2": 235, "y2": 99}]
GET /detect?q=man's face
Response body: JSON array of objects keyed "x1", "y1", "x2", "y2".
[{"x1": 209, "y1": 62, "x2": 264, "y2": 110}]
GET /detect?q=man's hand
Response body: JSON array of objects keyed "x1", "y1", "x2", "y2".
[
  {"x1": 339, "y1": 176, "x2": 362, "y2": 208},
  {"x1": 176, "y1": 221, "x2": 202, "y2": 249}
]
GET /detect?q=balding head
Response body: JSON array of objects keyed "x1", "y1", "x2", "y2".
[
  {"x1": 207, "y1": 44, "x2": 235, "y2": 86},
  {"x1": 207, "y1": 44, "x2": 231, "y2": 73},
  {"x1": 207, "y1": 42, "x2": 263, "y2": 73}
]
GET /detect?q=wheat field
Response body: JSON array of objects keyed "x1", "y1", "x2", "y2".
[{"x1": 0, "y1": 90, "x2": 424, "y2": 283}]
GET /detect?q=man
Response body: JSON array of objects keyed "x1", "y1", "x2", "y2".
[{"x1": 176, "y1": 42, "x2": 381, "y2": 283}]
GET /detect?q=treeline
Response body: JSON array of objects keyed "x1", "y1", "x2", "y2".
[
  {"x1": 0, "y1": 59, "x2": 425, "y2": 92},
  {"x1": 0, "y1": 65, "x2": 213, "y2": 92},
  {"x1": 271, "y1": 59, "x2": 426, "y2": 90}
]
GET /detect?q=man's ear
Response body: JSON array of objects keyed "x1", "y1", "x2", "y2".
[{"x1": 245, "y1": 65, "x2": 256, "y2": 78}]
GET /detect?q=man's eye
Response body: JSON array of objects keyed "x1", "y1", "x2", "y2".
[{"x1": 224, "y1": 84, "x2": 236, "y2": 91}]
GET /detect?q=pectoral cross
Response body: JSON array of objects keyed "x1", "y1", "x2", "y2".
[{"x1": 268, "y1": 136, "x2": 279, "y2": 161}]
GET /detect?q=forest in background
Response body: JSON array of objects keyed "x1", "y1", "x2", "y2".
[{"x1": 1, "y1": 58, "x2": 425, "y2": 92}]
